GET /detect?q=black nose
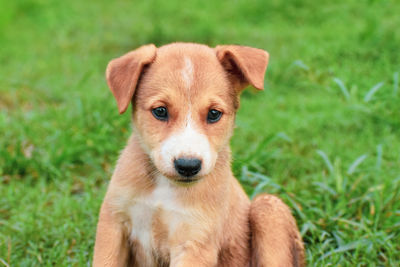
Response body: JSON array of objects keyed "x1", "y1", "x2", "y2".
[{"x1": 174, "y1": 158, "x2": 202, "y2": 177}]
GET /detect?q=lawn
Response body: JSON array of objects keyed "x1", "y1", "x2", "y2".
[{"x1": 1, "y1": 0, "x2": 399, "y2": 266}]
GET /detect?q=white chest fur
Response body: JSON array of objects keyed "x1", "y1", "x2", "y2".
[{"x1": 128, "y1": 176, "x2": 188, "y2": 263}]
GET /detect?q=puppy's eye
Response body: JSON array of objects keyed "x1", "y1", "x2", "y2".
[
  {"x1": 207, "y1": 109, "x2": 222, "y2": 123},
  {"x1": 152, "y1": 107, "x2": 168, "y2": 121}
]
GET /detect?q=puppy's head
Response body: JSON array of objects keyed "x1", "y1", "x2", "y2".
[{"x1": 106, "y1": 43, "x2": 269, "y2": 184}]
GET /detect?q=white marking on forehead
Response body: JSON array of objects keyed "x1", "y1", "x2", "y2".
[{"x1": 181, "y1": 57, "x2": 194, "y2": 89}]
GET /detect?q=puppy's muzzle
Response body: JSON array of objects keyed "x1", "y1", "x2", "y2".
[{"x1": 174, "y1": 158, "x2": 202, "y2": 178}]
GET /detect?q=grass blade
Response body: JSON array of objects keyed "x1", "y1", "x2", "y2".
[
  {"x1": 0, "y1": 258, "x2": 10, "y2": 267},
  {"x1": 334, "y1": 158, "x2": 343, "y2": 193},
  {"x1": 364, "y1": 82, "x2": 384, "y2": 102},
  {"x1": 333, "y1": 77, "x2": 350, "y2": 100},
  {"x1": 243, "y1": 133, "x2": 289, "y2": 163},
  {"x1": 313, "y1": 182, "x2": 337, "y2": 195},
  {"x1": 318, "y1": 240, "x2": 365, "y2": 261},
  {"x1": 292, "y1": 60, "x2": 309, "y2": 71},
  {"x1": 251, "y1": 180, "x2": 270, "y2": 198},
  {"x1": 347, "y1": 154, "x2": 368, "y2": 175},
  {"x1": 376, "y1": 144, "x2": 383, "y2": 170},
  {"x1": 394, "y1": 72, "x2": 399, "y2": 96},
  {"x1": 316, "y1": 150, "x2": 334, "y2": 174}
]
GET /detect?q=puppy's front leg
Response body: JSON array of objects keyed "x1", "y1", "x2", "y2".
[
  {"x1": 250, "y1": 194, "x2": 305, "y2": 267},
  {"x1": 93, "y1": 202, "x2": 130, "y2": 267},
  {"x1": 170, "y1": 241, "x2": 219, "y2": 267}
]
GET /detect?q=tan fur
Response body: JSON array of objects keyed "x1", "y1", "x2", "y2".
[
  {"x1": 250, "y1": 195, "x2": 305, "y2": 267},
  {"x1": 93, "y1": 42, "x2": 304, "y2": 267}
]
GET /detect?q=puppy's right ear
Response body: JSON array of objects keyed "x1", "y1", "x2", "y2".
[
  {"x1": 216, "y1": 45, "x2": 269, "y2": 91},
  {"x1": 106, "y1": 44, "x2": 157, "y2": 114}
]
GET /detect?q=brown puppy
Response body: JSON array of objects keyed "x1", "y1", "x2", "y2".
[{"x1": 93, "y1": 43, "x2": 304, "y2": 267}]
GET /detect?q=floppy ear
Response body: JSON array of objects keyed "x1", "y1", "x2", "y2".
[
  {"x1": 215, "y1": 45, "x2": 269, "y2": 91},
  {"x1": 106, "y1": 44, "x2": 157, "y2": 114}
]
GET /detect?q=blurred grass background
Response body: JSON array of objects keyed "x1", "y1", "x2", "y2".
[{"x1": 1, "y1": 0, "x2": 399, "y2": 265}]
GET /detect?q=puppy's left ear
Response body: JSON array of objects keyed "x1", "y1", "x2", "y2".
[
  {"x1": 215, "y1": 45, "x2": 269, "y2": 91},
  {"x1": 106, "y1": 44, "x2": 157, "y2": 114}
]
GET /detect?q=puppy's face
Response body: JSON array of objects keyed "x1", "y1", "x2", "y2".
[
  {"x1": 106, "y1": 43, "x2": 269, "y2": 184},
  {"x1": 133, "y1": 45, "x2": 236, "y2": 181}
]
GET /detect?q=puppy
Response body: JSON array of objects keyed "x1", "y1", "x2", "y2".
[{"x1": 93, "y1": 43, "x2": 304, "y2": 267}]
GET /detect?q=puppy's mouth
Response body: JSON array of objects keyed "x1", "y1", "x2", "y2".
[
  {"x1": 157, "y1": 169, "x2": 202, "y2": 186},
  {"x1": 171, "y1": 176, "x2": 202, "y2": 186}
]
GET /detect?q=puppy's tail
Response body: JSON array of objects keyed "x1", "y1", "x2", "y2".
[{"x1": 249, "y1": 194, "x2": 305, "y2": 267}]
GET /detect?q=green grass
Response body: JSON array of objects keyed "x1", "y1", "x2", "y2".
[{"x1": 1, "y1": 0, "x2": 399, "y2": 265}]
